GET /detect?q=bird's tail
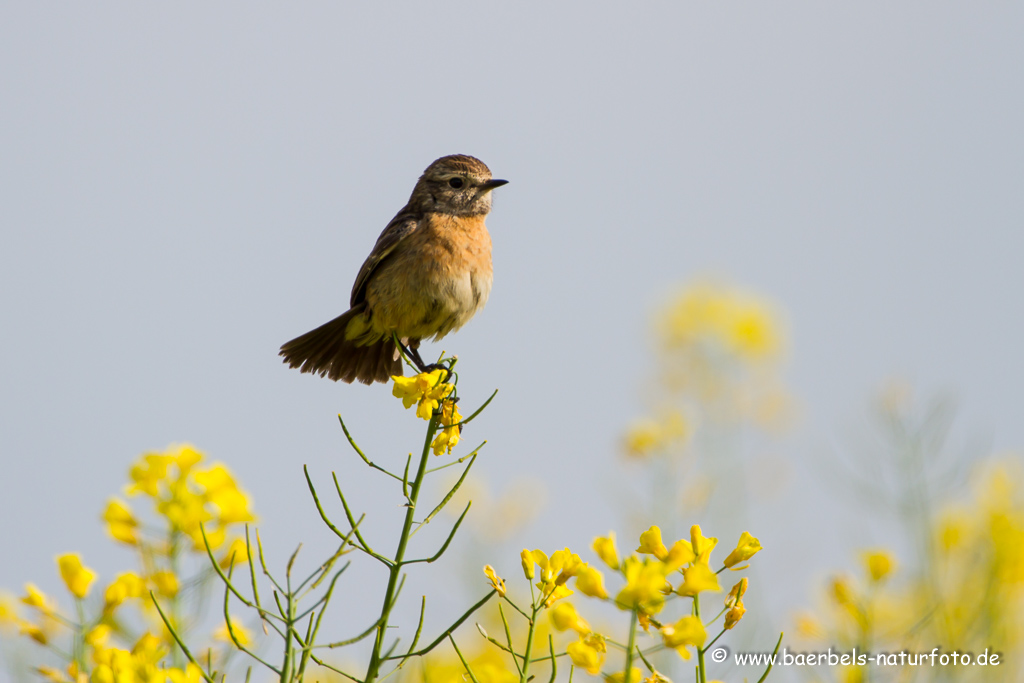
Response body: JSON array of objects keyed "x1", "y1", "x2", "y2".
[{"x1": 279, "y1": 304, "x2": 402, "y2": 384}]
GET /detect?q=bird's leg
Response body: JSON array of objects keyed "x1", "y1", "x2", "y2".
[
  {"x1": 405, "y1": 344, "x2": 430, "y2": 373},
  {"x1": 403, "y1": 340, "x2": 451, "y2": 380}
]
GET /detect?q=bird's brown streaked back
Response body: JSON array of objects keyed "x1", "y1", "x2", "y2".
[{"x1": 279, "y1": 155, "x2": 507, "y2": 384}]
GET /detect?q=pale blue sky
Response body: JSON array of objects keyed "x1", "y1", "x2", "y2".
[{"x1": 1, "y1": 3, "x2": 1022, "y2": 680}]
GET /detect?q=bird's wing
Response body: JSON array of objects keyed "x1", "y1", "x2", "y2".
[{"x1": 350, "y1": 211, "x2": 420, "y2": 307}]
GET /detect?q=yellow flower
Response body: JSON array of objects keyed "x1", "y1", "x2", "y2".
[
  {"x1": 725, "y1": 577, "x2": 748, "y2": 608},
  {"x1": 724, "y1": 600, "x2": 746, "y2": 630},
  {"x1": 172, "y1": 444, "x2": 204, "y2": 474},
  {"x1": 391, "y1": 370, "x2": 453, "y2": 420},
  {"x1": 85, "y1": 624, "x2": 112, "y2": 649},
  {"x1": 664, "y1": 539, "x2": 696, "y2": 571},
  {"x1": 550, "y1": 602, "x2": 591, "y2": 634},
  {"x1": 689, "y1": 525, "x2": 717, "y2": 566},
  {"x1": 593, "y1": 533, "x2": 620, "y2": 570},
  {"x1": 623, "y1": 413, "x2": 689, "y2": 459},
  {"x1": 616, "y1": 557, "x2": 670, "y2": 612},
  {"x1": 643, "y1": 672, "x2": 672, "y2": 683},
  {"x1": 194, "y1": 464, "x2": 255, "y2": 525},
  {"x1": 531, "y1": 550, "x2": 579, "y2": 604},
  {"x1": 532, "y1": 548, "x2": 582, "y2": 585},
  {"x1": 575, "y1": 564, "x2": 609, "y2": 600},
  {"x1": 723, "y1": 531, "x2": 761, "y2": 568},
  {"x1": 19, "y1": 620, "x2": 49, "y2": 645},
  {"x1": 150, "y1": 571, "x2": 180, "y2": 598},
  {"x1": 605, "y1": 668, "x2": 642, "y2": 683},
  {"x1": 520, "y1": 549, "x2": 535, "y2": 580},
  {"x1": 35, "y1": 667, "x2": 69, "y2": 683},
  {"x1": 57, "y1": 553, "x2": 97, "y2": 599},
  {"x1": 830, "y1": 576, "x2": 855, "y2": 607},
  {"x1": 214, "y1": 616, "x2": 252, "y2": 648},
  {"x1": 219, "y1": 538, "x2": 250, "y2": 569},
  {"x1": 431, "y1": 399, "x2": 462, "y2": 455},
  {"x1": 21, "y1": 584, "x2": 55, "y2": 614},
  {"x1": 938, "y1": 511, "x2": 968, "y2": 552},
  {"x1": 862, "y1": 550, "x2": 896, "y2": 583},
  {"x1": 540, "y1": 584, "x2": 574, "y2": 608},
  {"x1": 567, "y1": 638, "x2": 604, "y2": 675},
  {"x1": 661, "y1": 615, "x2": 706, "y2": 657},
  {"x1": 636, "y1": 526, "x2": 669, "y2": 560},
  {"x1": 104, "y1": 572, "x2": 146, "y2": 611},
  {"x1": 168, "y1": 664, "x2": 205, "y2": 683},
  {"x1": 91, "y1": 647, "x2": 133, "y2": 683},
  {"x1": 623, "y1": 419, "x2": 662, "y2": 458},
  {"x1": 795, "y1": 612, "x2": 825, "y2": 639},
  {"x1": 102, "y1": 499, "x2": 139, "y2": 545},
  {"x1": 0, "y1": 592, "x2": 19, "y2": 627},
  {"x1": 126, "y1": 453, "x2": 173, "y2": 497},
  {"x1": 728, "y1": 301, "x2": 781, "y2": 359},
  {"x1": 157, "y1": 489, "x2": 211, "y2": 543},
  {"x1": 484, "y1": 565, "x2": 506, "y2": 597},
  {"x1": 660, "y1": 283, "x2": 782, "y2": 361},
  {"x1": 676, "y1": 564, "x2": 721, "y2": 596}
]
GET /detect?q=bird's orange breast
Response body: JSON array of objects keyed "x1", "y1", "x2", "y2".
[{"x1": 365, "y1": 213, "x2": 493, "y2": 340}]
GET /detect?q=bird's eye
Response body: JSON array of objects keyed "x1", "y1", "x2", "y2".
[{"x1": 448, "y1": 178, "x2": 464, "y2": 189}]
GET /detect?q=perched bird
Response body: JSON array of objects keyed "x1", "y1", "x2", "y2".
[{"x1": 280, "y1": 154, "x2": 507, "y2": 384}]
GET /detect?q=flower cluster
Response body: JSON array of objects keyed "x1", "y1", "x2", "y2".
[
  {"x1": 0, "y1": 446, "x2": 256, "y2": 683},
  {"x1": 624, "y1": 281, "x2": 793, "y2": 467},
  {"x1": 659, "y1": 281, "x2": 782, "y2": 361},
  {"x1": 0, "y1": 554, "x2": 206, "y2": 683},
  {"x1": 553, "y1": 525, "x2": 759, "y2": 667},
  {"x1": 392, "y1": 369, "x2": 463, "y2": 456},
  {"x1": 800, "y1": 459, "x2": 1024, "y2": 682},
  {"x1": 115, "y1": 444, "x2": 255, "y2": 551},
  {"x1": 480, "y1": 524, "x2": 764, "y2": 683}
]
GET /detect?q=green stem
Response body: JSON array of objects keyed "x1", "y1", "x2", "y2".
[
  {"x1": 364, "y1": 414, "x2": 439, "y2": 683},
  {"x1": 168, "y1": 529, "x2": 185, "y2": 670},
  {"x1": 73, "y1": 597, "x2": 86, "y2": 672},
  {"x1": 519, "y1": 603, "x2": 539, "y2": 683},
  {"x1": 693, "y1": 596, "x2": 706, "y2": 683},
  {"x1": 281, "y1": 590, "x2": 296, "y2": 682},
  {"x1": 623, "y1": 610, "x2": 638, "y2": 683}
]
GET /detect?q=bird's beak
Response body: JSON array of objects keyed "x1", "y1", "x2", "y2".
[{"x1": 481, "y1": 179, "x2": 509, "y2": 191}]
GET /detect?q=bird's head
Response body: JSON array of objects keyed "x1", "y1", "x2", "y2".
[{"x1": 409, "y1": 154, "x2": 508, "y2": 216}]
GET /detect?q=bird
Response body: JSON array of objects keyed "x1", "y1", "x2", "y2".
[{"x1": 279, "y1": 154, "x2": 507, "y2": 385}]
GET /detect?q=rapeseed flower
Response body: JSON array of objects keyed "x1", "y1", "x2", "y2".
[
  {"x1": 676, "y1": 564, "x2": 720, "y2": 597},
  {"x1": 21, "y1": 584, "x2": 56, "y2": 614},
  {"x1": 550, "y1": 602, "x2": 590, "y2": 634},
  {"x1": 102, "y1": 499, "x2": 139, "y2": 545},
  {"x1": 56, "y1": 554, "x2": 96, "y2": 599},
  {"x1": 567, "y1": 636, "x2": 604, "y2": 675},
  {"x1": 861, "y1": 550, "x2": 895, "y2": 583},
  {"x1": 605, "y1": 667, "x2": 642, "y2": 683},
  {"x1": 391, "y1": 370, "x2": 453, "y2": 420},
  {"x1": 483, "y1": 565, "x2": 506, "y2": 597},
  {"x1": 214, "y1": 616, "x2": 252, "y2": 647},
  {"x1": 592, "y1": 533, "x2": 620, "y2": 570},
  {"x1": 615, "y1": 557, "x2": 670, "y2": 612},
  {"x1": 724, "y1": 601, "x2": 746, "y2": 630},
  {"x1": 723, "y1": 531, "x2": 762, "y2": 568},
  {"x1": 689, "y1": 525, "x2": 717, "y2": 566},
  {"x1": 103, "y1": 572, "x2": 146, "y2": 611},
  {"x1": 725, "y1": 578, "x2": 748, "y2": 608},
  {"x1": 636, "y1": 526, "x2": 668, "y2": 560},
  {"x1": 431, "y1": 399, "x2": 462, "y2": 455},
  {"x1": 574, "y1": 564, "x2": 609, "y2": 600},
  {"x1": 520, "y1": 549, "x2": 535, "y2": 579},
  {"x1": 660, "y1": 615, "x2": 706, "y2": 658}
]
